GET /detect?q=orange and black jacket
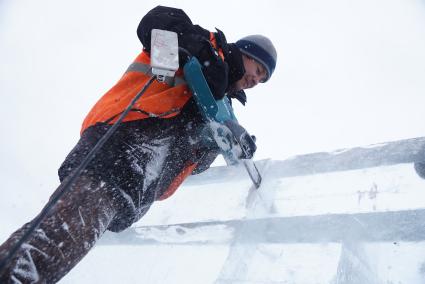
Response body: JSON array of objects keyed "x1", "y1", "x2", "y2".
[
  {"x1": 59, "y1": 6, "x2": 245, "y2": 208},
  {"x1": 82, "y1": 5, "x2": 237, "y2": 133}
]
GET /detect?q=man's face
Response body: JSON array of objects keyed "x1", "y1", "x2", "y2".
[{"x1": 234, "y1": 54, "x2": 268, "y2": 91}]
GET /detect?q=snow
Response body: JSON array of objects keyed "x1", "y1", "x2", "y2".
[
  {"x1": 63, "y1": 244, "x2": 231, "y2": 284},
  {"x1": 217, "y1": 243, "x2": 341, "y2": 284},
  {"x1": 1, "y1": 0, "x2": 425, "y2": 283}
]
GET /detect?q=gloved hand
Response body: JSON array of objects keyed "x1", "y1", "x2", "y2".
[
  {"x1": 137, "y1": 6, "x2": 230, "y2": 99},
  {"x1": 199, "y1": 40, "x2": 229, "y2": 100},
  {"x1": 180, "y1": 38, "x2": 229, "y2": 100},
  {"x1": 223, "y1": 120, "x2": 257, "y2": 159},
  {"x1": 191, "y1": 146, "x2": 221, "y2": 175}
]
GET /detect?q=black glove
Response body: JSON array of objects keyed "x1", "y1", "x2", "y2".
[
  {"x1": 180, "y1": 38, "x2": 229, "y2": 100},
  {"x1": 225, "y1": 44, "x2": 245, "y2": 87},
  {"x1": 223, "y1": 120, "x2": 257, "y2": 159},
  {"x1": 191, "y1": 146, "x2": 221, "y2": 175},
  {"x1": 200, "y1": 42, "x2": 229, "y2": 100}
]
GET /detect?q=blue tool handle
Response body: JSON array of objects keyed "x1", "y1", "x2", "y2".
[
  {"x1": 183, "y1": 57, "x2": 219, "y2": 120},
  {"x1": 183, "y1": 57, "x2": 240, "y2": 165}
]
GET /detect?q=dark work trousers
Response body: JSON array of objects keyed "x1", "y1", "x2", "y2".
[
  {"x1": 0, "y1": 175, "x2": 119, "y2": 283},
  {"x1": 0, "y1": 110, "x2": 217, "y2": 283}
]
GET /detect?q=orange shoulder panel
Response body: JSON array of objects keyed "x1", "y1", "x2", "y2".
[
  {"x1": 81, "y1": 51, "x2": 191, "y2": 134},
  {"x1": 209, "y1": 32, "x2": 225, "y2": 61}
]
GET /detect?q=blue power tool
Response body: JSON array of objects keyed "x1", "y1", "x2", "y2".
[{"x1": 183, "y1": 57, "x2": 262, "y2": 188}]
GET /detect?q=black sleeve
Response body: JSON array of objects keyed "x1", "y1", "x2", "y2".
[
  {"x1": 191, "y1": 149, "x2": 220, "y2": 175},
  {"x1": 137, "y1": 6, "x2": 210, "y2": 54},
  {"x1": 137, "y1": 5, "x2": 229, "y2": 100}
]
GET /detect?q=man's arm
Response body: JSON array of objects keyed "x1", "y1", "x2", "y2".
[
  {"x1": 137, "y1": 6, "x2": 210, "y2": 54},
  {"x1": 137, "y1": 5, "x2": 229, "y2": 100}
]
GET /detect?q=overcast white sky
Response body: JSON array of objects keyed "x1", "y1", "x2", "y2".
[
  {"x1": 1, "y1": 2, "x2": 425, "y2": 282},
  {"x1": 1, "y1": 0, "x2": 425, "y2": 197}
]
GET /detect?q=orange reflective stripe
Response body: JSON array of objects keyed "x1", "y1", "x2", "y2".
[
  {"x1": 209, "y1": 32, "x2": 225, "y2": 61},
  {"x1": 158, "y1": 162, "x2": 198, "y2": 201}
]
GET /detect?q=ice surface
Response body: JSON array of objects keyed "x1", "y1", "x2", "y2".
[
  {"x1": 68, "y1": 148, "x2": 425, "y2": 284},
  {"x1": 2, "y1": 136, "x2": 425, "y2": 283}
]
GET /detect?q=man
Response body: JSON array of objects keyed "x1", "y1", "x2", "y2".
[{"x1": 0, "y1": 5, "x2": 277, "y2": 283}]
